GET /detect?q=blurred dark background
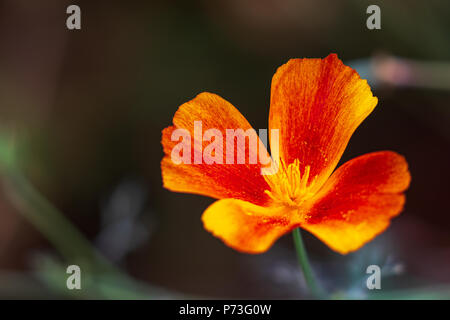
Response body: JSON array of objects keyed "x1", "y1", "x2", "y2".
[{"x1": 0, "y1": 0, "x2": 449, "y2": 299}]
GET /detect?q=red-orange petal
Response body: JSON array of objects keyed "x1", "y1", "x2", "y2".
[
  {"x1": 161, "y1": 92, "x2": 271, "y2": 206},
  {"x1": 202, "y1": 199, "x2": 295, "y2": 253},
  {"x1": 269, "y1": 54, "x2": 378, "y2": 192},
  {"x1": 301, "y1": 151, "x2": 411, "y2": 254}
]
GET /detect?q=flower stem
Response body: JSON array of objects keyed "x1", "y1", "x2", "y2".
[{"x1": 292, "y1": 227, "x2": 324, "y2": 299}]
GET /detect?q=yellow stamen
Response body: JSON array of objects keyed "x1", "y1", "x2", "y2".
[{"x1": 264, "y1": 159, "x2": 317, "y2": 207}]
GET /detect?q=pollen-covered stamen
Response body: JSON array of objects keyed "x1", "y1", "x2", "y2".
[{"x1": 264, "y1": 159, "x2": 317, "y2": 207}]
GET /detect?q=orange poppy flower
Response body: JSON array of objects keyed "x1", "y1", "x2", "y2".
[{"x1": 161, "y1": 54, "x2": 411, "y2": 255}]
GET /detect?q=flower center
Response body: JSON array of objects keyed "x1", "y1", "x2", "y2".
[{"x1": 264, "y1": 159, "x2": 317, "y2": 207}]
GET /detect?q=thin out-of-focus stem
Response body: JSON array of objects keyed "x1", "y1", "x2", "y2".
[{"x1": 4, "y1": 170, "x2": 100, "y2": 268}]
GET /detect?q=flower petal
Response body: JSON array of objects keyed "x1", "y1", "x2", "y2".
[
  {"x1": 269, "y1": 54, "x2": 378, "y2": 192},
  {"x1": 301, "y1": 151, "x2": 411, "y2": 254},
  {"x1": 202, "y1": 199, "x2": 295, "y2": 253},
  {"x1": 161, "y1": 92, "x2": 271, "y2": 206}
]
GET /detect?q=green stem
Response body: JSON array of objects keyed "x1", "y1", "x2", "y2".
[
  {"x1": 4, "y1": 170, "x2": 100, "y2": 268},
  {"x1": 292, "y1": 227, "x2": 324, "y2": 299}
]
